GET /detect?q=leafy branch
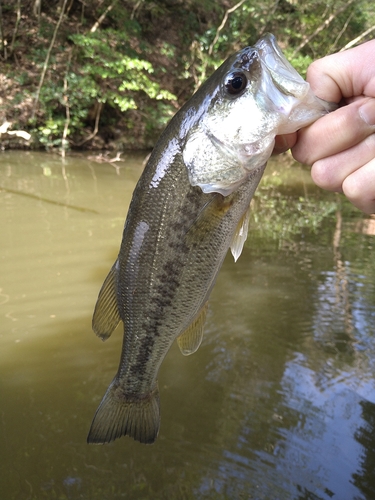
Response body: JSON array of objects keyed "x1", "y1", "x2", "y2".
[
  {"x1": 291, "y1": 0, "x2": 356, "y2": 57},
  {"x1": 340, "y1": 24, "x2": 375, "y2": 51},
  {"x1": 31, "y1": 0, "x2": 69, "y2": 120}
]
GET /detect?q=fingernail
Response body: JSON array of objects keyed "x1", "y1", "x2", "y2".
[
  {"x1": 274, "y1": 135, "x2": 289, "y2": 152},
  {"x1": 359, "y1": 99, "x2": 375, "y2": 127}
]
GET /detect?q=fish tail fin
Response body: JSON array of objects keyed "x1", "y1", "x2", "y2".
[{"x1": 87, "y1": 381, "x2": 160, "y2": 445}]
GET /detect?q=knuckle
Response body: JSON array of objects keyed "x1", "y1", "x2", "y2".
[
  {"x1": 342, "y1": 175, "x2": 361, "y2": 200},
  {"x1": 311, "y1": 160, "x2": 339, "y2": 191},
  {"x1": 363, "y1": 133, "x2": 375, "y2": 157}
]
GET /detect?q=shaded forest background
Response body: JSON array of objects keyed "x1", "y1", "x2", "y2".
[{"x1": 0, "y1": 0, "x2": 374, "y2": 151}]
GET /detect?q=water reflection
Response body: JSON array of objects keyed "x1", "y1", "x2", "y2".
[
  {"x1": 1, "y1": 150, "x2": 375, "y2": 499},
  {"x1": 353, "y1": 400, "x2": 375, "y2": 497}
]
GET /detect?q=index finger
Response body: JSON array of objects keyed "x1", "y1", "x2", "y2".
[
  {"x1": 306, "y1": 39, "x2": 375, "y2": 102},
  {"x1": 292, "y1": 97, "x2": 375, "y2": 165}
]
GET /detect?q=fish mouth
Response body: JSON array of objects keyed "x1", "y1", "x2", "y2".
[{"x1": 255, "y1": 33, "x2": 310, "y2": 101}]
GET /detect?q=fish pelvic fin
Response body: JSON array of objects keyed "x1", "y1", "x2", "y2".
[
  {"x1": 87, "y1": 380, "x2": 160, "y2": 445},
  {"x1": 230, "y1": 204, "x2": 251, "y2": 262},
  {"x1": 92, "y1": 261, "x2": 121, "y2": 341},
  {"x1": 177, "y1": 302, "x2": 208, "y2": 356}
]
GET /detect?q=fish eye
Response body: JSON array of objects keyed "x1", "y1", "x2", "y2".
[{"x1": 224, "y1": 71, "x2": 248, "y2": 96}]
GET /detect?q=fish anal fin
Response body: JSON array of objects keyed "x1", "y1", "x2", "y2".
[
  {"x1": 230, "y1": 204, "x2": 251, "y2": 262},
  {"x1": 92, "y1": 261, "x2": 121, "y2": 341},
  {"x1": 177, "y1": 302, "x2": 208, "y2": 356},
  {"x1": 87, "y1": 380, "x2": 160, "y2": 445}
]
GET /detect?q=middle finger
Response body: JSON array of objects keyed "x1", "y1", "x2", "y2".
[
  {"x1": 311, "y1": 132, "x2": 375, "y2": 192},
  {"x1": 293, "y1": 98, "x2": 375, "y2": 165}
]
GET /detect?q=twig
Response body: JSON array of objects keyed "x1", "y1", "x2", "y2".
[
  {"x1": 33, "y1": 0, "x2": 41, "y2": 20},
  {"x1": 291, "y1": 0, "x2": 355, "y2": 57},
  {"x1": 87, "y1": 152, "x2": 123, "y2": 172},
  {"x1": 61, "y1": 47, "x2": 73, "y2": 158},
  {"x1": 131, "y1": 0, "x2": 143, "y2": 20},
  {"x1": 10, "y1": 0, "x2": 21, "y2": 56},
  {"x1": 74, "y1": 101, "x2": 102, "y2": 146},
  {"x1": 0, "y1": 0, "x2": 6, "y2": 60},
  {"x1": 258, "y1": 1, "x2": 280, "y2": 38},
  {"x1": 194, "y1": 0, "x2": 246, "y2": 91},
  {"x1": 208, "y1": 0, "x2": 247, "y2": 56},
  {"x1": 339, "y1": 24, "x2": 375, "y2": 51},
  {"x1": 90, "y1": 0, "x2": 117, "y2": 33},
  {"x1": 329, "y1": 10, "x2": 354, "y2": 53},
  {"x1": 31, "y1": 0, "x2": 69, "y2": 120}
]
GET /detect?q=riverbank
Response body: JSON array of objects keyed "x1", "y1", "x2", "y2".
[{"x1": 0, "y1": 2, "x2": 373, "y2": 152}]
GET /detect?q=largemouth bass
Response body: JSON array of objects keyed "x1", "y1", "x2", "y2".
[{"x1": 87, "y1": 34, "x2": 335, "y2": 444}]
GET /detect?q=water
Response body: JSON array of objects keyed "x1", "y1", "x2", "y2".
[{"x1": 1, "y1": 150, "x2": 375, "y2": 499}]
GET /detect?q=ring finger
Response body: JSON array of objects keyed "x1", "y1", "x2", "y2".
[{"x1": 342, "y1": 155, "x2": 375, "y2": 214}]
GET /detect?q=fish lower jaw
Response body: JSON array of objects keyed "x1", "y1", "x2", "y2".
[
  {"x1": 235, "y1": 139, "x2": 274, "y2": 173},
  {"x1": 237, "y1": 134, "x2": 275, "y2": 159},
  {"x1": 197, "y1": 159, "x2": 266, "y2": 196},
  {"x1": 240, "y1": 141, "x2": 264, "y2": 156}
]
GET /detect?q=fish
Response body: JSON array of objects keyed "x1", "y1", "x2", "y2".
[{"x1": 87, "y1": 33, "x2": 336, "y2": 445}]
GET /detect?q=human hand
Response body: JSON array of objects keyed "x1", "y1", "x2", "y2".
[
  {"x1": 273, "y1": 132, "x2": 297, "y2": 155},
  {"x1": 291, "y1": 40, "x2": 375, "y2": 214}
]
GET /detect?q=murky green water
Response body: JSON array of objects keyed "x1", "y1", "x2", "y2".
[{"x1": 1, "y1": 150, "x2": 375, "y2": 500}]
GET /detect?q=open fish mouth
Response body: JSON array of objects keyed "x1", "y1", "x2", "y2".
[{"x1": 183, "y1": 33, "x2": 336, "y2": 198}]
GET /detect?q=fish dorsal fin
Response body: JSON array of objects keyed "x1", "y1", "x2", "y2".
[
  {"x1": 177, "y1": 302, "x2": 209, "y2": 356},
  {"x1": 230, "y1": 205, "x2": 251, "y2": 262},
  {"x1": 92, "y1": 261, "x2": 121, "y2": 341}
]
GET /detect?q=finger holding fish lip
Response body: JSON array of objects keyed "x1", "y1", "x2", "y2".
[
  {"x1": 302, "y1": 39, "x2": 375, "y2": 104},
  {"x1": 291, "y1": 97, "x2": 375, "y2": 214},
  {"x1": 272, "y1": 132, "x2": 297, "y2": 155},
  {"x1": 290, "y1": 39, "x2": 375, "y2": 214},
  {"x1": 292, "y1": 98, "x2": 375, "y2": 165}
]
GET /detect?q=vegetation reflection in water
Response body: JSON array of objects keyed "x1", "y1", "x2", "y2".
[{"x1": 0, "y1": 150, "x2": 375, "y2": 499}]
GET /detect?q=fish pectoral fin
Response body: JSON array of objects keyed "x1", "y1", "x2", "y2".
[
  {"x1": 230, "y1": 204, "x2": 251, "y2": 262},
  {"x1": 177, "y1": 302, "x2": 208, "y2": 356},
  {"x1": 92, "y1": 261, "x2": 121, "y2": 341}
]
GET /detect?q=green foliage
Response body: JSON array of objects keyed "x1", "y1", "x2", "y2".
[
  {"x1": 252, "y1": 189, "x2": 338, "y2": 241},
  {"x1": 283, "y1": 50, "x2": 313, "y2": 78},
  {"x1": 37, "y1": 118, "x2": 66, "y2": 149},
  {"x1": 30, "y1": 26, "x2": 177, "y2": 149},
  {"x1": 0, "y1": 0, "x2": 373, "y2": 149},
  {"x1": 187, "y1": 0, "x2": 373, "y2": 88},
  {"x1": 248, "y1": 160, "x2": 350, "y2": 243},
  {"x1": 70, "y1": 30, "x2": 170, "y2": 102}
]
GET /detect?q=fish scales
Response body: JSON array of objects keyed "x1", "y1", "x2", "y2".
[
  {"x1": 89, "y1": 142, "x2": 266, "y2": 443},
  {"x1": 88, "y1": 33, "x2": 336, "y2": 445}
]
